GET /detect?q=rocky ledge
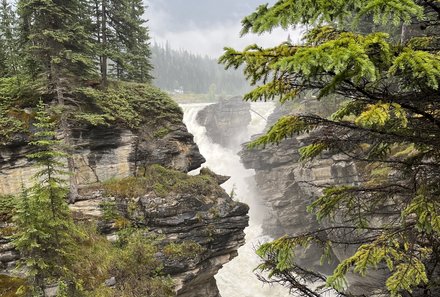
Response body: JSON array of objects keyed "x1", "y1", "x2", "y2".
[
  {"x1": 0, "y1": 96, "x2": 248, "y2": 296},
  {"x1": 0, "y1": 122, "x2": 205, "y2": 196}
]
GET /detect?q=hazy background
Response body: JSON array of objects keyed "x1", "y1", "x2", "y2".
[{"x1": 144, "y1": 0, "x2": 302, "y2": 57}]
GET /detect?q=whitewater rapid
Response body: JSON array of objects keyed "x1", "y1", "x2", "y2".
[{"x1": 181, "y1": 103, "x2": 291, "y2": 297}]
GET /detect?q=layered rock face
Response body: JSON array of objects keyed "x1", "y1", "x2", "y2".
[
  {"x1": 196, "y1": 97, "x2": 251, "y2": 149},
  {"x1": 240, "y1": 104, "x2": 390, "y2": 292},
  {"x1": 240, "y1": 103, "x2": 359, "y2": 240},
  {"x1": 241, "y1": 134, "x2": 359, "y2": 238},
  {"x1": 0, "y1": 105, "x2": 248, "y2": 297},
  {"x1": 0, "y1": 122, "x2": 205, "y2": 196},
  {"x1": 73, "y1": 170, "x2": 249, "y2": 297}
]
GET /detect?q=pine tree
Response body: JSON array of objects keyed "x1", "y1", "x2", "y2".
[
  {"x1": 13, "y1": 100, "x2": 80, "y2": 295},
  {"x1": 220, "y1": 1, "x2": 440, "y2": 296},
  {"x1": 119, "y1": 0, "x2": 153, "y2": 83},
  {"x1": 0, "y1": 0, "x2": 19, "y2": 77},
  {"x1": 18, "y1": 0, "x2": 96, "y2": 201},
  {"x1": 92, "y1": 0, "x2": 152, "y2": 85},
  {"x1": 18, "y1": 0, "x2": 95, "y2": 89}
]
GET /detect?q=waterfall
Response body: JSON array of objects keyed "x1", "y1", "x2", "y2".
[{"x1": 181, "y1": 102, "x2": 291, "y2": 297}]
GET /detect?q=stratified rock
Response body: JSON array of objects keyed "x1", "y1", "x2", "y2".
[
  {"x1": 0, "y1": 93, "x2": 249, "y2": 297},
  {"x1": 199, "y1": 167, "x2": 230, "y2": 185},
  {"x1": 196, "y1": 97, "x2": 251, "y2": 149},
  {"x1": 240, "y1": 103, "x2": 391, "y2": 293},
  {"x1": 0, "y1": 122, "x2": 205, "y2": 196}
]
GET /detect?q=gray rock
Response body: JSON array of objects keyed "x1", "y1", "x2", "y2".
[
  {"x1": 0, "y1": 123, "x2": 204, "y2": 196},
  {"x1": 0, "y1": 251, "x2": 19, "y2": 263},
  {"x1": 196, "y1": 97, "x2": 252, "y2": 149},
  {"x1": 105, "y1": 277, "x2": 116, "y2": 287},
  {"x1": 44, "y1": 285, "x2": 58, "y2": 297}
]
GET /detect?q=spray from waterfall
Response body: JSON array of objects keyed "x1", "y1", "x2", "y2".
[{"x1": 181, "y1": 103, "x2": 292, "y2": 297}]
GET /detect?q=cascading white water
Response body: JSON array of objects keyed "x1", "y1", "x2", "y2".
[{"x1": 181, "y1": 102, "x2": 291, "y2": 297}]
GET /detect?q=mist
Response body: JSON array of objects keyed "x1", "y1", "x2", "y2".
[{"x1": 144, "y1": 0, "x2": 303, "y2": 57}]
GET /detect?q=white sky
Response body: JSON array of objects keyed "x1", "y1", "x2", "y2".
[{"x1": 144, "y1": 0, "x2": 303, "y2": 57}]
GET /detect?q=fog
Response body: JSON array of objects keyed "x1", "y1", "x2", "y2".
[{"x1": 144, "y1": 0, "x2": 303, "y2": 57}]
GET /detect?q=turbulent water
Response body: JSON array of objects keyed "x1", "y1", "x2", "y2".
[{"x1": 181, "y1": 103, "x2": 291, "y2": 297}]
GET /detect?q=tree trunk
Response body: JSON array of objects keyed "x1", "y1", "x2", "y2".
[
  {"x1": 52, "y1": 63, "x2": 78, "y2": 203},
  {"x1": 101, "y1": 0, "x2": 107, "y2": 86}
]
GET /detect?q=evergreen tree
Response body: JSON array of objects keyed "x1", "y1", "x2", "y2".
[
  {"x1": 0, "y1": 0, "x2": 19, "y2": 77},
  {"x1": 18, "y1": 0, "x2": 95, "y2": 90},
  {"x1": 13, "y1": 101, "x2": 80, "y2": 296},
  {"x1": 151, "y1": 43, "x2": 249, "y2": 95},
  {"x1": 92, "y1": 0, "x2": 152, "y2": 85},
  {"x1": 18, "y1": 0, "x2": 96, "y2": 201},
  {"x1": 221, "y1": 1, "x2": 440, "y2": 296},
  {"x1": 118, "y1": 0, "x2": 153, "y2": 83}
]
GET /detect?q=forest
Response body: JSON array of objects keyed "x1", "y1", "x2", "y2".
[
  {"x1": 0, "y1": 0, "x2": 439, "y2": 297},
  {"x1": 151, "y1": 43, "x2": 249, "y2": 96}
]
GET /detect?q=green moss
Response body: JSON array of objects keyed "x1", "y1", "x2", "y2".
[
  {"x1": 77, "y1": 81, "x2": 182, "y2": 130},
  {"x1": 103, "y1": 165, "x2": 220, "y2": 198},
  {"x1": 99, "y1": 201, "x2": 119, "y2": 221},
  {"x1": 0, "y1": 275, "x2": 26, "y2": 297},
  {"x1": 153, "y1": 127, "x2": 171, "y2": 139},
  {"x1": 163, "y1": 241, "x2": 205, "y2": 260}
]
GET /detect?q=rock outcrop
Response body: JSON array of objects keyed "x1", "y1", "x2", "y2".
[
  {"x1": 0, "y1": 121, "x2": 205, "y2": 196},
  {"x1": 0, "y1": 100, "x2": 248, "y2": 297},
  {"x1": 240, "y1": 103, "x2": 391, "y2": 293},
  {"x1": 75, "y1": 167, "x2": 249, "y2": 297},
  {"x1": 196, "y1": 97, "x2": 251, "y2": 149}
]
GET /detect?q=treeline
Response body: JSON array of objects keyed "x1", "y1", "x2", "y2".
[
  {"x1": 0, "y1": 0, "x2": 152, "y2": 85},
  {"x1": 151, "y1": 43, "x2": 250, "y2": 95},
  {"x1": 0, "y1": 1, "x2": 160, "y2": 294}
]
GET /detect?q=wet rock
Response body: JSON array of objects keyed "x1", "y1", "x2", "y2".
[
  {"x1": 200, "y1": 167, "x2": 230, "y2": 185},
  {"x1": 0, "y1": 124, "x2": 204, "y2": 196},
  {"x1": 196, "y1": 97, "x2": 251, "y2": 149}
]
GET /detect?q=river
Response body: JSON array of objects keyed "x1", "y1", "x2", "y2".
[{"x1": 181, "y1": 102, "x2": 291, "y2": 297}]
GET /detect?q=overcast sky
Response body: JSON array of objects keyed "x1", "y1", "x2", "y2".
[{"x1": 144, "y1": 0, "x2": 303, "y2": 57}]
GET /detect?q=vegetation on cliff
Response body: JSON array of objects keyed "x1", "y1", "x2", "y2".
[
  {"x1": 221, "y1": 0, "x2": 440, "y2": 296},
  {"x1": 0, "y1": 1, "x2": 195, "y2": 296}
]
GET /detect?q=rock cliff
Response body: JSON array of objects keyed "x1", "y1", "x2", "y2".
[
  {"x1": 0, "y1": 90, "x2": 248, "y2": 297},
  {"x1": 240, "y1": 103, "x2": 388, "y2": 293},
  {"x1": 196, "y1": 97, "x2": 251, "y2": 149},
  {"x1": 0, "y1": 121, "x2": 205, "y2": 196}
]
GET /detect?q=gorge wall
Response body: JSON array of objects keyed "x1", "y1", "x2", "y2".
[
  {"x1": 197, "y1": 99, "x2": 385, "y2": 294},
  {"x1": 0, "y1": 96, "x2": 249, "y2": 297},
  {"x1": 196, "y1": 97, "x2": 251, "y2": 149}
]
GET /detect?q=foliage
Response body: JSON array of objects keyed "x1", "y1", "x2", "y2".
[
  {"x1": 103, "y1": 164, "x2": 219, "y2": 198},
  {"x1": 77, "y1": 81, "x2": 182, "y2": 129},
  {"x1": 163, "y1": 241, "x2": 205, "y2": 261},
  {"x1": 0, "y1": 194, "x2": 15, "y2": 222},
  {"x1": 221, "y1": 0, "x2": 440, "y2": 296},
  {"x1": 152, "y1": 42, "x2": 250, "y2": 95},
  {"x1": 69, "y1": 224, "x2": 175, "y2": 297},
  {"x1": 0, "y1": 0, "x2": 19, "y2": 77},
  {"x1": 0, "y1": 275, "x2": 27, "y2": 297},
  {"x1": 12, "y1": 101, "x2": 81, "y2": 295},
  {"x1": 91, "y1": 0, "x2": 153, "y2": 85}
]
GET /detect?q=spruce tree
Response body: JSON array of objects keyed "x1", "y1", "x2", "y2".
[
  {"x1": 221, "y1": 1, "x2": 440, "y2": 296},
  {"x1": 13, "y1": 101, "x2": 79, "y2": 296},
  {"x1": 18, "y1": 0, "x2": 96, "y2": 201},
  {"x1": 119, "y1": 0, "x2": 153, "y2": 83},
  {"x1": 0, "y1": 0, "x2": 18, "y2": 77},
  {"x1": 92, "y1": 0, "x2": 152, "y2": 85}
]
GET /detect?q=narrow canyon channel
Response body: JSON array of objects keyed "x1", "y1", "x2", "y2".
[{"x1": 181, "y1": 103, "x2": 291, "y2": 297}]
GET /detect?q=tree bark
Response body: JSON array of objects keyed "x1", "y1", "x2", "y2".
[{"x1": 101, "y1": 0, "x2": 108, "y2": 86}]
